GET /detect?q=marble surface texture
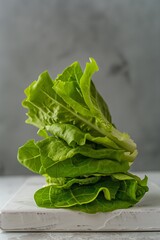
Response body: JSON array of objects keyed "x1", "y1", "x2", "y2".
[
  {"x1": 0, "y1": 0, "x2": 160, "y2": 175},
  {"x1": 0, "y1": 173, "x2": 160, "y2": 239}
]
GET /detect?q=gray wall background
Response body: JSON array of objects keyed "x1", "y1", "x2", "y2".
[{"x1": 0, "y1": 0, "x2": 160, "y2": 175}]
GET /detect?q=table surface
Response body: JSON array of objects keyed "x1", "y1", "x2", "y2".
[{"x1": 0, "y1": 172, "x2": 160, "y2": 239}]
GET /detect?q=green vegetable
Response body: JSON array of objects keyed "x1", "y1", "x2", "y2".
[{"x1": 18, "y1": 58, "x2": 148, "y2": 213}]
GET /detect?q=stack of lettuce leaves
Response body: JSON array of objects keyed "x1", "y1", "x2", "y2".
[{"x1": 18, "y1": 58, "x2": 148, "y2": 214}]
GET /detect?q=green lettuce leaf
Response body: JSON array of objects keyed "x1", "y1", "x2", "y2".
[
  {"x1": 34, "y1": 175, "x2": 148, "y2": 213},
  {"x1": 34, "y1": 177, "x2": 120, "y2": 208},
  {"x1": 17, "y1": 137, "x2": 130, "y2": 179},
  {"x1": 37, "y1": 136, "x2": 132, "y2": 163},
  {"x1": 17, "y1": 140, "x2": 42, "y2": 174},
  {"x1": 22, "y1": 58, "x2": 137, "y2": 153},
  {"x1": 41, "y1": 156, "x2": 130, "y2": 178},
  {"x1": 18, "y1": 57, "x2": 148, "y2": 214},
  {"x1": 46, "y1": 123, "x2": 120, "y2": 149}
]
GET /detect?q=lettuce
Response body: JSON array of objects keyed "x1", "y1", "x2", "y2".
[{"x1": 18, "y1": 58, "x2": 148, "y2": 213}]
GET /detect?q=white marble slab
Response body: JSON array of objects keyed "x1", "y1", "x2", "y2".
[{"x1": 0, "y1": 176, "x2": 160, "y2": 232}]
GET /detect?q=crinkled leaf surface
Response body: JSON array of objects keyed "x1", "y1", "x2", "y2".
[
  {"x1": 18, "y1": 58, "x2": 148, "y2": 214},
  {"x1": 17, "y1": 140, "x2": 41, "y2": 174},
  {"x1": 34, "y1": 175, "x2": 148, "y2": 213}
]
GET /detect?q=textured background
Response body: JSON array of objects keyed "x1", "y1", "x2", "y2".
[{"x1": 0, "y1": 0, "x2": 160, "y2": 175}]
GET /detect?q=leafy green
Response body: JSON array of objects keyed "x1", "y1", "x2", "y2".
[
  {"x1": 18, "y1": 137, "x2": 130, "y2": 178},
  {"x1": 34, "y1": 175, "x2": 148, "y2": 213},
  {"x1": 46, "y1": 123, "x2": 121, "y2": 149},
  {"x1": 22, "y1": 58, "x2": 137, "y2": 152},
  {"x1": 18, "y1": 140, "x2": 41, "y2": 174},
  {"x1": 18, "y1": 58, "x2": 148, "y2": 213}
]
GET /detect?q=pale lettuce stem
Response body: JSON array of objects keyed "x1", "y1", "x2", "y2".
[
  {"x1": 108, "y1": 127, "x2": 137, "y2": 153},
  {"x1": 99, "y1": 123, "x2": 137, "y2": 153}
]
